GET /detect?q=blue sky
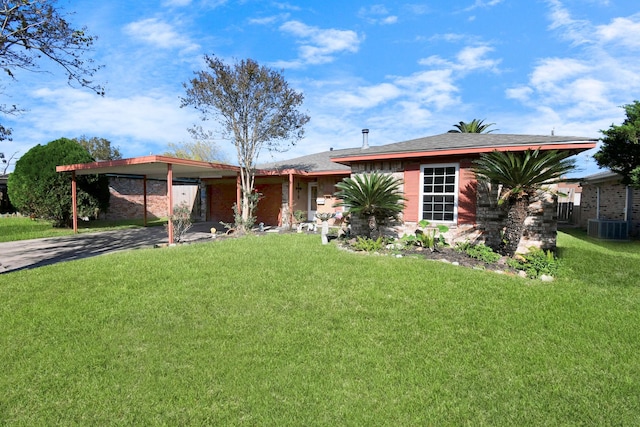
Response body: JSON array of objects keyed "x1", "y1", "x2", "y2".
[{"x1": 2, "y1": 0, "x2": 639, "y2": 176}]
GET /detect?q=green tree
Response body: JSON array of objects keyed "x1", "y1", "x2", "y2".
[
  {"x1": 449, "y1": 119, "x2": 497, "y2": 134},
  {"x1": 472, "y1": 149, "x2": 576, "y2": 257},
  {"x1": 0, "y1": 0, "x2": 103, "y2": 141},
  {"x1": 594, "y1": 101, "x2": 640, "y2": 187},
  {"x1": 182, "y1": 55, "x2": 310, "y2": 232},
  {"x1": 164, "y1": 128, "x2": 227, "y2": 163},
  {"x1": 8, "y1": 138, "x2": 109, "y2": 227},
  {"x1": 334, "y1": 172, "x2": 406, "y2": 239},
  {"x1": 73, "y1": 136, "x2": 122, "y2": 161}
]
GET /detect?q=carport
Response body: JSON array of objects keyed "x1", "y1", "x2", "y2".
[{"x1": 56, "y1": 155, "x2": 241, "y2": 243}]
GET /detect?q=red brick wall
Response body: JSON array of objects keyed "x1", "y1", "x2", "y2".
[{"x1": 104, "y1": 177, "x2": 168, "y2": 220}]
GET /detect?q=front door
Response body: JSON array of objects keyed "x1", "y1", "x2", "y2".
[{"x1": 308, "y1": 183, "x2": 318, "y2": 221}]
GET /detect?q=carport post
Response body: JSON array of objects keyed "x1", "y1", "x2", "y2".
[
  {"x1": 167, "y1": 164, "x2": 174, "y2": 244},
  {"x1": 143, "y1": 175, "x2": 148, "y2": 227},
  {"x1": 288, "y1": 173, "x2": 294, "y2": 225},
  {"x1": 71, "y1": 171, "x2": 78, "y2": 233}
]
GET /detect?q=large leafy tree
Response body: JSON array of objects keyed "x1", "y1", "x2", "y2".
[
  {"x1": 334, "y1": 172, "x2": 406, "y2": 239},
  {"x1": 182, "y1": 55, "x2": 310, "y2": 232},
  {"x1": 594, "y1": 101, "x2": 640, "y2": 187},
  {"x1": 472, "y1": 149, "x2": 576, "y2": 257},
  {"x1": 0, "y1": 0, "x2": 103, "y2": 141},
  {"x1": 449, "y1": 119, "x2": 497, "y2": 134},
  {"x1": 8, "y1": 137, "x2": 109, "y2": 227},
  {"x1": 164, "y1": 128, "x2": 227, "y2": 163},
  {"x1": 73, "y1": 135, "x2": 122, "y2": 161}
]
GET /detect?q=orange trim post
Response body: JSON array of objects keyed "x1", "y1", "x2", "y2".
[
  {"x1": 167, "y1": 164, "x2": 174, "y2": 244},
  {"x1": 288, "y1": 173, "x2": 294, "y2": 225},
  {"x1": 143, "y1": 175, "x2": 148, "y2": 227},
  {"x1": 71, "y1": 171, "x2": 78, "y2": 233}
]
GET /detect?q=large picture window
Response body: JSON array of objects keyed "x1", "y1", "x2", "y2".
[{"x1": 420, "y1": 163, "x2": 459, "y2": 223}]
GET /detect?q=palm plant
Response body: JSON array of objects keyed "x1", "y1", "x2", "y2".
[
  {"x1": 472, "y1": 149, "x2": 576, "y2": 257},
  {"x1": 449, "y1": 119, "x2": 497, "y2": 133},
  {"x1": 334, "y1": 172, "x2": 406, "y2": 239}
]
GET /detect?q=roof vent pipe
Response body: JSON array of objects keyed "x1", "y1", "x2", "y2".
[{"x1": 362, "y1": 129, "x2": 369, "y2": 150}]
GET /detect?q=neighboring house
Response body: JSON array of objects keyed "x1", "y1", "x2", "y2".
[
  {"x1": 556, "y1": 181, "x2": 582, "y2": 224},
  {"x1": 57, "y1": 133, "x2": 597, "y2": 249},
  {"x1": 579, "y1": 170, "x2": 640, "y2": 239},
  {"x1": 0, "y1": 174, "x2": 14, "y2": 213}
]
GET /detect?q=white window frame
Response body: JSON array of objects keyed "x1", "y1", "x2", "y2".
[{"x1": 419, "y1": 163, "x2": 459, "y2": 224}]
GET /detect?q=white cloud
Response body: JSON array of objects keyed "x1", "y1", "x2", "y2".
[
  {"x1": 318, "y1": 43, "x2": 498, "y2": 117},
  {"x1": 420, "y1": 44, "x2": 501, "y2": 74},
  {"x1": 161, "y1": 0, "x2": 192, "y2": 6},
  {"x1": 463, "y1": 0, "x2": 504, "y2": 12},
  {"x1": 545, "y1": 0, "x2": 594, "y2": 45},
  {"x1": 124, "y1": 18, "x2": 200, "y2": 52},
  {"x1": 248, "y1": 15, "x2": 282, "y2": 25},
  {"x1": 456, "y1": 45, "x2": 501, "y2": 72},
  {"x1": 358, "y1": 5, "x2": 398, "y2": 25},
  {"x1": 278, "y1": 21, "x2": 362, "y2": 67},
  {"x1": 505, "y1": 86, "x2": 533, "y2": 102},
  {"x1": 597, "y1": 16, "x2": 640, "y2": 49},
  {"x1": 504, "y1": 1, "x2": 640, "y2": 143},
  {"x1": 22, "y1": 88, "x2": 201, "y2": 156},
  {"x1": 530, "y1": 58, "x2": 590, "y2": 87},
  {"x1": 322, "y1": 83, "x2": 402, "y2": 109}
]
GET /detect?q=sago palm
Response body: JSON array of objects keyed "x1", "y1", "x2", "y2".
[
  {"x1": 472, "y1": 149, "x2": 576, "y2": 256},
  {"x1": 449, "y1": 119, "x2": 497, "y2": 133},
  {"x1": 334, "y1": 172, "x2": 406, "y2": 238}
]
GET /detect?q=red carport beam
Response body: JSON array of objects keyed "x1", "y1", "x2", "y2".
[
  {"x1": 72, "y1": 171, "x2": 78, "y2": 233},
  {"x1": 167, "y1": 163, "x2": 174, "y2": 244}
]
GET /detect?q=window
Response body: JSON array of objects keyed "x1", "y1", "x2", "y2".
[{"x1": 420, "y1": 163, "x2": 459, "y2": 223}]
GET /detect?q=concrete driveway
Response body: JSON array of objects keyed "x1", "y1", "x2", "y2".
[{"x1": 0, "y1": 223, "x2": 219, "y2": 274}]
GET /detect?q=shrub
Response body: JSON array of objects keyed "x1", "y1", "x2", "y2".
[
  {"x1": 334, "y1": 172, "x2": 406, "y2": 239},
  {"x1": 507, "y1": 248, "x2": 561, "y2": 278},
  {"x1": 8, "y1": 138, "x2": 109, "y2": 227},
  {"x1": 169, "y1": 202, "x2": 193, "y2": 243},
  {"x1": 352, "y1": 236, "x2": 386, "y2": 252},
  {"x1": 455, "y1": 241, "x2": 501, "y2": 264}
]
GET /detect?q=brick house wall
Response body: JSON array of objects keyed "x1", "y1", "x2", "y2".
[
  {"x1": 346, "y1": 160, "x2": 560, "y2": 252},
  {"x1": 103, "y1": 176, "x2": 168, "y2": 220}
]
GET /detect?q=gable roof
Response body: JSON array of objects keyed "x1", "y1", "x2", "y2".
[
  {"x1": 579, "y1": 169, "x2": 622, "y2": 184},
  {"x1": 258, "y1": 148, "x2": 352, "y2": 174},
  {"x1": 331, "y1": 133, "x2": 598, "y2": 165}
]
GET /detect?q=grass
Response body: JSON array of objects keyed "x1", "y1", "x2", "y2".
[
  {"x1": 0, "y1": 230, "x2": 639, "y2": 424},
  {"x1": 0, "y1": 216, "x2": 166, "y2": 242}
]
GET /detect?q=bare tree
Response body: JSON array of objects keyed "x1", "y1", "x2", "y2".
[
  {"x1": 181, "y1": 55, "x2": 310, "y2": 232},
  {"x1": 1, "y1": 149, "x2": 17, "y2": 174},
  {"x1": 0, "y1": 0, "x2": 103, "y2": 140}
]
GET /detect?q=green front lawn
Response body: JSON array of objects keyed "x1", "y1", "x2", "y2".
[
  {"x1": 0, "y1": 216, "x2": 166, "y2": 242},
  {"x1": 0, "y1": 231, "x2": 639, "y2": 425}
]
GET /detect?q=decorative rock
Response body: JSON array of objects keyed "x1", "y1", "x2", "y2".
[
  {"x1": 451, "y1": 261, "x2": 460, "y2": 266},
  {"x1": 518, "y1": 271, "x2": 528, "y2": 278},
  {"x1": 540, "y1": 274, "x2": 554, "y2": 282}
]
